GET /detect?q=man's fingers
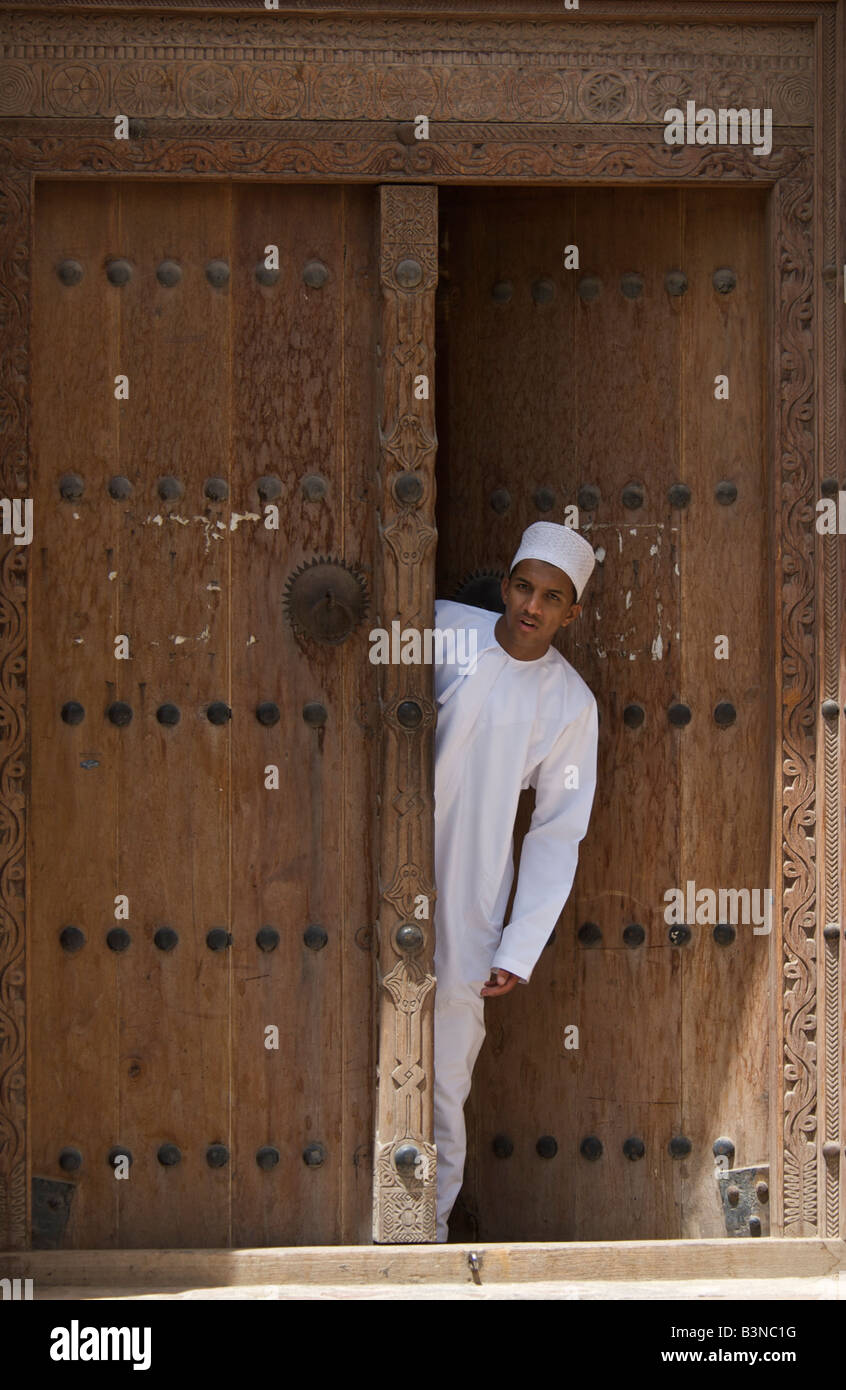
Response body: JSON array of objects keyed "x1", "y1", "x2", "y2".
[{"x1": 480, "y1": 970, "x2": 519, "y2": 997}]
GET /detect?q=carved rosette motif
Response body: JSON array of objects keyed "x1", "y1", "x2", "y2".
[{"x1": 0, "y1": 5, "x2": 837, "y2": 1245}]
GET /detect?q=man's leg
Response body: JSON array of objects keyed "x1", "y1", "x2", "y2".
[{"x1": 433, "y1": 981, "x2": 486, "y2": 1242}]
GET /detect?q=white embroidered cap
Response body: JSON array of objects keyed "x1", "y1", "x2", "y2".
[{"x1": 509, "y1": 521, "x2": 596, "y2": 602}]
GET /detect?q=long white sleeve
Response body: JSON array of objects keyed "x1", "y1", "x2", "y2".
[{"x1": 491, "y1": 693, "x2": 598, "y2": 983}]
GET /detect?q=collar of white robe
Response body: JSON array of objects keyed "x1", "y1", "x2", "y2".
[{"x1": 508, "y1": 521, "x2": 596, "y2": 603}]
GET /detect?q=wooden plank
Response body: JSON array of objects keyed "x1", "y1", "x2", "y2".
[
  {"x1": 29, "y1": 181, "x2": 122, "y2": 1248},
  {"x1": 110, "y1": 181, "x2": 232, "y2": 1247},
  {"x1": 4, "y1": 1237, "x2": 844, "y2": 1288},
  {"x1": 678, "y1": 188, "x2": 771, "y2": 1237},
  {"x1": 228, "y1": 184, "x2": 377, "y2": 1246}
]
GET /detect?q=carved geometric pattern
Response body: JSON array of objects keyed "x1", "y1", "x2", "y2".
[
  {"x1": 0, "y1": 169, "x2": 29, "y2": 1252},
  {"x1": 777, "y1": 174, "x2": 818, "y2": 1235}
]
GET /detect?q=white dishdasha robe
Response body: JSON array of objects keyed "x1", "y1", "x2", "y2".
[{"x1": 433, "y1": 598, "x2": 599, "y2": 991}]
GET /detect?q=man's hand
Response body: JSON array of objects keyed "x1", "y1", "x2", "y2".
[{"x1": 480, "y1": 969, "x2": 521, "y2": 998}]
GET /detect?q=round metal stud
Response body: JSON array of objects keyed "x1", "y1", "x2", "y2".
[
  {"x1": 256, "y1": 702, "x2": 280, "y2": 726},
  {"x1": 577, "y1": 921, "x2": 602, "y2": 945},
  {"x1": 668, "y1": 702, "x2": 691, "y2": 726},
  {"x1": 715, "y1": 480, "x2": 738, "y2": 505},
  {"x1": 394, "y1": 1144, "x2": 419, "y2": 1174},
  {"x1": 490, "y1": 488, "x2": 511, "y2": 514},
  {"x1": 107, "y1": 701, "x2": 133, "y2": 727},
  {"x1": 395, "y1": 258, "x2": 422, "y2": 289},
  {"x1": 727, "y1": 1185, "x2": 740, "y2": 1206},
  {"x1": 714, "y1": 701, "x2": 736, "y2": 727},
  {"x1": 61, "y1": 701, "x2": 85, "y2": 726},
  {"x1": 206, "y1": 928, "x2": 231, "y2": 952},
  {"x1": 668, "y1": 482, "x2": 691, "y2": 508},
  {"x1": 531, "y1": 277, "x2": 555, "y2": 305},
  {"x1": 577, "y1": 274, "x2": 602, "y2": 301},
  {"x1": 823, "y1": 924, "x2": 841, "y2": 942},
  {"x1": 622, "y1": 482, "x2": 644, "y2": 509},
  {"x1": 303, "y1": 1143, "x2": 326, "y2": 1167},
  {"x1": 107, "y1": 1146, "x2": 133, "y2": 1170},
  {"x1": 620, "y1": 271, "x2": 644, "y2": 299},
  {"x1": 749, "y1": 1216, "x2": 762, "y2": 1236},
  {"x1": 156, "y1": 703, "x2": 181, "y2": 726},
  {"x1": 108, "y1": 475, "x2": 133, "y2": 500},
  {"x1": 256, "y1": 926, "x2": 280, "y2": 952},
  {"x1": 154, "y1": 927, "x2": 179, "y2": 952},
  {"x1": 205, "y1": 260, "x2": 230, "y2": 289},
  {"x1": 59, "y1": 1147, "x2": 83, "y2": 1172},
  {"x1": 492, "y1": 1135, "x2": 514, "y2": 1159},
  {"x1": 536, "y1": 1135, "x2": 558, "y2": 1159},
  {"x1": 393, "y1": 473, "x2": 424, "y2": 505},
  {"x1": 256, "y1": 1146, "x2": 280, "y2": 1170},
  {"x1": 206, "y1": 1144, "x2": 229, "y2": 1168},
  {"x1": 491, "y1": 280, "x2": 513, "y2": 304},
  {"x1": 302, "y1": 473, "x2": 328, "y2": 502},
  {"x1": 59, "y1": 473, "x2": 85, "y2": 501},
  {"x1": 578, "y1": 484, "x2": 601, "y2": 511},
  {"x1": 157, "y1": 1144, "x2": 181, "y2": 1167},
  {"x1": 303, "y1": 924, "x2": 328, "y2": 951},
  {"x1": 157, "y1": 476, "x2": 183, "y2": 502},
  {"x1": 59, "y1": 926, "x2": 86, "y2": 954},
  {"x1": 623, "y1": 703, "x2": 645, "y2": 729},
  {"x1": 156, "y1": 260, "x2": 182, "y2": 288},
  {"x1": 257, "y1": 475, "x2": 282, "y2": 502},
  {"x1": 623, "y1": 1137, "x2": 645, "y2": 1161},
  {"x1": 283, "y1": 558, "x2": 369, "y2": 645},
  {"x1": 664, "y1": 270, "x2": 688, "y2": 296},
  {"x1": 822, "y1": 1141, "x2": 840, "y2": 1160},
  {"x1": 713, "y1": 1137, "x2": 735, "y2": 1162},
  {"x1": 580, "y1": 1136, "x2": 603, "y2": 1161},
  {"x1": 533, "y1": 487, "x2": 555, "y2": 513},
  {"x1": 207, "y1": 701, "x2": 231, "y2": 725},
  {"x1": 303, "y1": 259, "x2": 330, "y2": 288},
  {"x1": 713, "y1": 923, "x2": 736, "y2": 946},
  {"x1": 821, "y1": 477, "x2": 840, "y2": 498},
  {"x1": 106, "y1": 928, "x2": 131, "y2": 952},
  {"x1": 57, "y1": 259, "x2": 84, "y2": 287},
  {"x1": 106, "y1": 259, "x2": 132, "y2": 286},
  {"x1": 669, "y1": 1135, "x2": 692, "y2": 1158},
  {"x1": 204, "y1": 477, "x2": 228, "y2": 502},
  {"x1": 712, "y1": 267, "x2": 737, "y2": 295},
  {"x1": 623, "y1": 923, "x2": 645, "y2": 948},
  {"x1": 668, "y1": 924, "x2": 691, "y2": 946},
  {"x1": 396, "y1": 922, "x2": 424, "y2": 952},
  {"x1": 821, "y1": 699, "x2": 840, "y2": 721},
  {"x1": 255, "y1": 262, "x2": 280, "y2": 287},
  {"x1": 397, "y1": 701, "x2": 423, "y2": 729},
  {"x1": 302, "y1": 702, "x2": 328, "y2": 726}
]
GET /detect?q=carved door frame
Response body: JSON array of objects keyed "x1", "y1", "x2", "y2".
[{"x1": 0, "y1": 1, "x2": 842, "y2": 1247}]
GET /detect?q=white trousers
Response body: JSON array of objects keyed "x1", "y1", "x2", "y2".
[{"x1": 433, "y1": 980, "x2": 487, "y2": 1242}]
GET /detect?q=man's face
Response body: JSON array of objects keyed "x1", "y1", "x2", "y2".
[{"x1": 499, "y1": 558, "x2": 580, "y2": 655}]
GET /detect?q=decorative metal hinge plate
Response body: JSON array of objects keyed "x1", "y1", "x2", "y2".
[{"x1": 716, "y1": 1164, "x2": 770, "y2": 1236}]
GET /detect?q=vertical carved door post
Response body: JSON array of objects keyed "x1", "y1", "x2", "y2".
[{"x1": 372, "y1": 186, "x2": 439, "y2": 1242}]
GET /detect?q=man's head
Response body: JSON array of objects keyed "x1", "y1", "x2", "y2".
[
  {"x1": 499, "y1": 558, "x2": 580, "y2": 655},
  {"x1": 497, "y1": 520, "x2": 595, "y2": 657}
]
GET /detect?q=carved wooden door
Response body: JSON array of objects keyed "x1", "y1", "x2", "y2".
[
  {"x1": 29, "y1": 180, "x2": 380, "y2": 1248},
  {"x1": 435, "y1": 185, "x2": 772, "y2": 1242}
]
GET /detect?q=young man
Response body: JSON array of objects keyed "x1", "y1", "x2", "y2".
[{"x1": 432, "y1": 520, "x2": 598, "y2": 1242}]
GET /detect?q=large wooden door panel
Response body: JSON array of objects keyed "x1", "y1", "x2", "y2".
[
  {"x1": 436, "y1": 185, "x2": 771, "y2": 1242},
  {"x1": 29, "y1": 180, "x2": 379, "y2": 1248}
]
